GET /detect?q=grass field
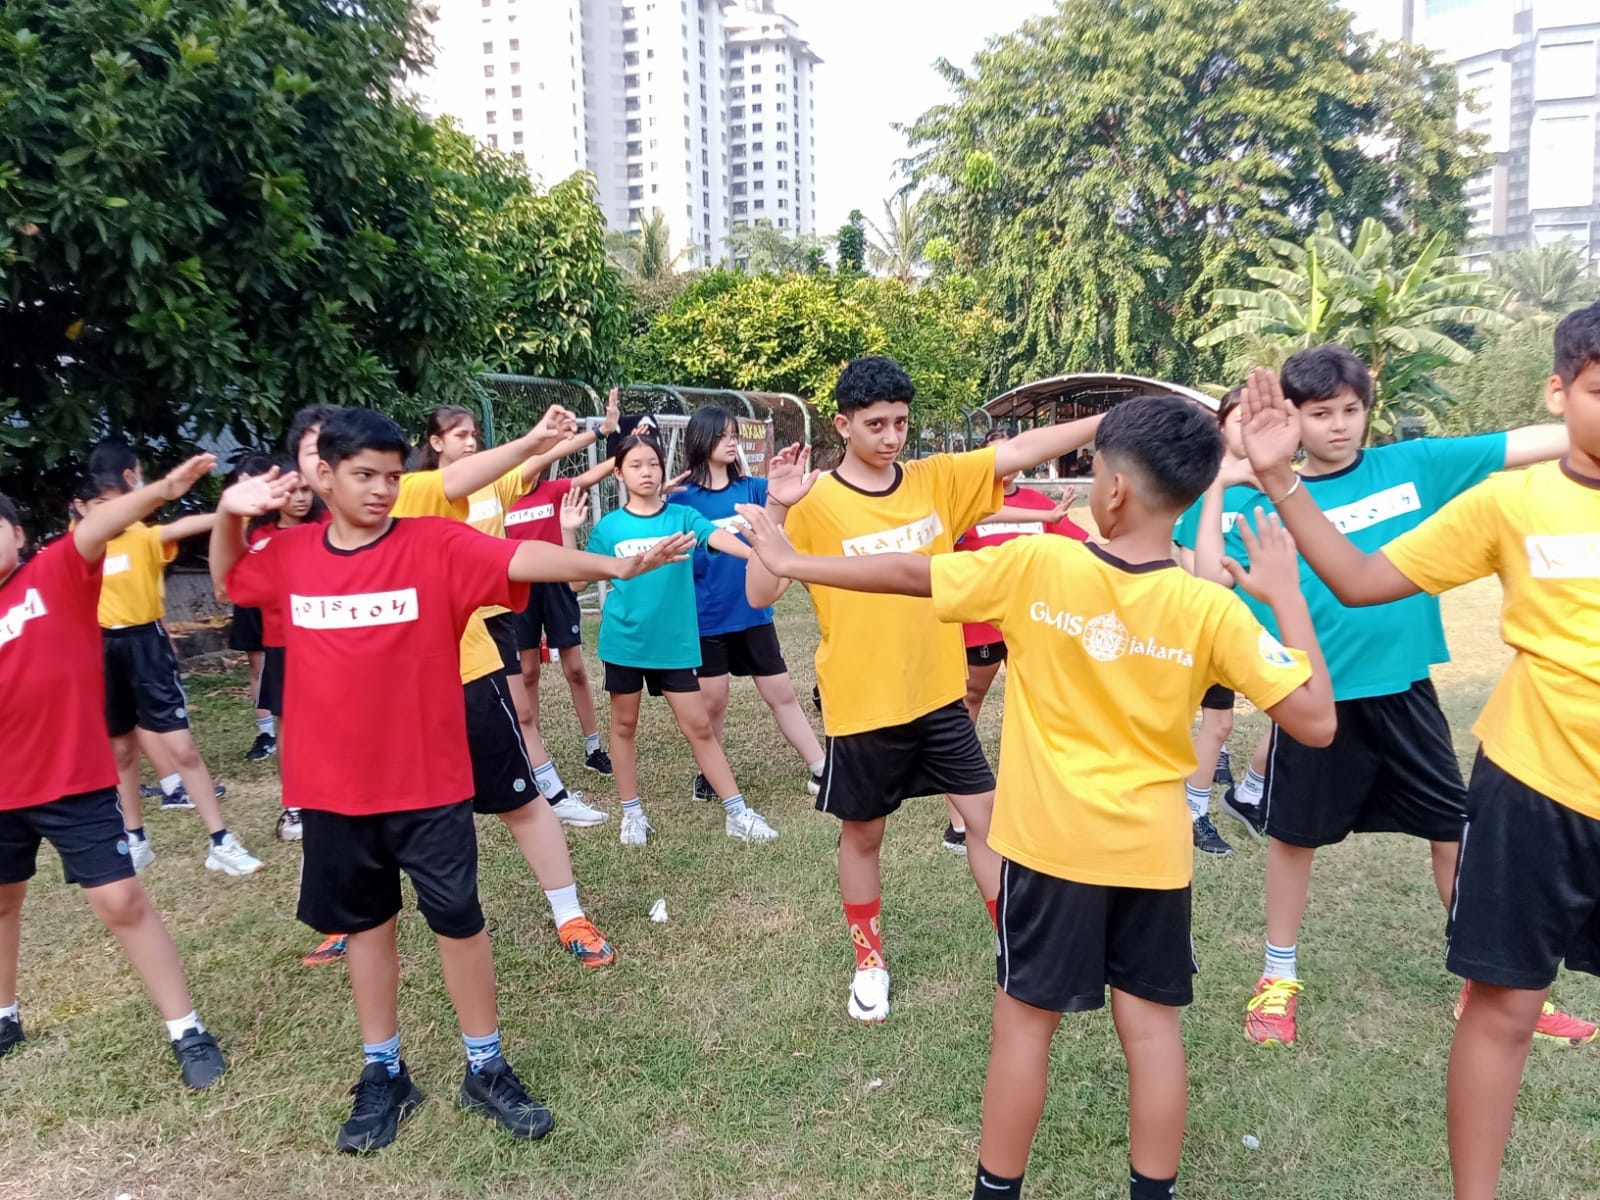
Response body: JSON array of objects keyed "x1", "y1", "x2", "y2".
[{"x1": 3, "y1": 579, "x2": 1598, "y2": 1200}]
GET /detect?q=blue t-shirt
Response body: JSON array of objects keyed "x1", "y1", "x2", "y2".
[
  {"x1": 588, "y1": 503, "x2": 719, "y2": 669},
  {"x1": 1214, "y1": 434, "x2": 1506, "y2": 701},
  {"x1": 669, "y1": 477, "x2": 773, "y2": 637}
]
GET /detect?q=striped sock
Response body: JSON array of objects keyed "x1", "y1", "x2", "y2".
[
  {"x1": 532, "y1": 760, "x2": 565, "y2": 800},
  {"x1": 721, "y1": 791, "x2": 748, "y2": 818},
  {"x1": 1185, "y1": 783, "x2": 1210, "y2": 819},
  {"x1": 1238, "y1": 767, "x2": 1266, "y2": 806},
  {"x1": 621, "y1": 797, "x2": 643, "y2": 817},
  {"x1": 584, "y1": 731, "x2": 601, "y2": 755},
  {"x1": 1264, "y1": 941, "x2": 1298, "y2": 980},
  {"x1": 363, "y1": 1031, "x2": 401, "y2": 1078}
]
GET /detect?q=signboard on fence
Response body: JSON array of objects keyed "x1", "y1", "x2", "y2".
[{"x1": 738, "y1": 418, "x2": 775, "y2": 477}]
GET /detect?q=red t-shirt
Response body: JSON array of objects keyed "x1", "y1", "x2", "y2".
[
  {"x1": 226, "y1": 517, "x2": 529, "y2": 815},
  {"x1": 246, "y1": 524, "x2": 288, "y2": 647},
  {"x1": 504, "y1": 477, "x2": 574, "y2": 546},
  {"x1": 955, "y1": 487, "x2": 1090, "y2": 648},
  {"x1": 0, "y1": 539, "x2": 118, "y2": 809}
]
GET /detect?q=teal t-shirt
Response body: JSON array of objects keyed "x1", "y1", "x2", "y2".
[
  {"x1": 1214, "y1": 434, "x2": 1506, "y2": 701},
  {"x1": 1172, "y1": 485, "x2": 1263, "y2": 550},
  {"x1": 588, "y1": 503, "x2": 719, "y2": 669}
]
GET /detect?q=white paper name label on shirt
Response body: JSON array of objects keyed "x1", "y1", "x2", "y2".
[
  {"x1": 505, "y1": 504, "x2": 556, "y2": 528},
  {"x1": 615, "y1": 536, "x2": 670, "y2": 558},
  {"x1": 290, "y1": 588, "x2": 419, "y2": 629},
  {"x1": 103, "y1": 554, "x2": 131, "y2": 577},
  {"x1": 0, "y1": 588, "x2": 47, "y2": 650},
  {"x1": 712, "y1": 515, "x2": 748, "y2": 531},
  {"x1": 1526, "y1": 533, "x2": 1600, "y2": 579},
  {"x1": 468, "y1": 497, "x2": 504, "y2": 524},
  {"x1": 974, "y1": 520, "x2": 1044, "y2": 538},
  {"x1": 1321, "y1": 482, "x2": 1421, "y2": 535},
  {"x1": 841, "y1": 512, "x2": 944, "y2": 557}
]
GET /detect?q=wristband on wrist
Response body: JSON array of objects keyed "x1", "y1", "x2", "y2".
[{"x1": 1268, "y1": 475, "x2": 1302, "y2": 505}]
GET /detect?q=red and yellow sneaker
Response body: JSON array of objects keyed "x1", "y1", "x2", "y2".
[
  {"x1": 303, "y1": 934, "x2": 348, "y2": 966},
  {"x1": 1455, "y1": 982, "x2": 1598, "y2": 1046},
  {"x1": 558, "y1": 917, "x2": 615, "y2": 969},
  {"x1": 1246, "y1": 976, "x2": 1302, "y2": 1045}
]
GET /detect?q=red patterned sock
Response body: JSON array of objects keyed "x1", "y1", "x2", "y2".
[
  {"x1": 843, "y1": 897, "x2": 884, "y2": 971},
  {"x1": 985, "y1": 897, "x2": 998, "y2": 929}
]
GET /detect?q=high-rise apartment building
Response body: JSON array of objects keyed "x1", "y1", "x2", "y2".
[
  {"x1": 416, "y1": 0, "x2": 819, "y2": 265},
  {"x1": 1411, "y1": 0, "x2": 1600, "y2": 263}
]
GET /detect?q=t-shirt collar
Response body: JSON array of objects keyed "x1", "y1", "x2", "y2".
[
  {"x1": 1560, "y1": 456, "x2": 1600, "y2": 490},
  {"x1": 830, "y1": 463, "x2": 903, "y2": 498},
  {"x1": 1086, "y1": 542, "x2": 1178, "y2": 575},
  {"x1": 1301, "y1": 450, "x2": 1365, "y2": 483},
  {"x1": 323, "y1": 517, "x2": 399, "y2": 557}
]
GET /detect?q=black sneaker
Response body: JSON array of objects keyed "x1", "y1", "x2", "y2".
[
  {"x1": 0, "y1": 1014, "x2": 23, "y2": 1058},
  {"x1": 583, "y1": 747, "x2": 614, "y2": 777},
  {"x1": 942, "y1": 824, "x2": 968, "y2": 855},
  {"x1": 140, "y1": 783, "x2": 162, "y2": 799},
  {"x1": 160, "y1": 788, "x2": 195, "y2": 811},
  {"x1": 170, "y1": 1027, "x2": 227, "y2": 1090},
  {"x1": 1219, "y1": 786, "x2": 1267, "y2": 840},
  {"x1": 245, "y1": 732, "x2": 277, "y2": 761},
  {"x1": 1192, "y1": 815, "x2": 1234, "y2": 857},
  {"x1": 336, "y1": 1061, "x2": 425, "y2": 1153},
  {"x1": 459, "y1": 1056, "x2": 554, "y2": 1140},
  {"x1": 693, "y1": 772, "x2": 716, "y2": 802},
  {"x1": 1213, "y1": 749, "x2": 1235, "y2": 787}
]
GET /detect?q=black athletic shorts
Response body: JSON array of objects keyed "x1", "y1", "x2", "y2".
[
  {"x1": 966, "y1": 640, "x2": 1007, "y2": 667},
  {"x1": 298, "y1": 801, "x2": 484, "y2": 939},
  {"x1": 698, "y1": 623, "x2": 786, "y2": 678},
  {"x1": 515, "y1": 582, "x2": 583, "y2": 653},
  {"x1": 815, "y1": 699, "x2": 996, "y2": 822},
  {"x1": 103, "y1": 622, "x2": 190, "y2": 737},
  {"x1": 256, "y1": 645, "x2": 285, "y2": 718},
  {"x1": 464, "y1": 675, "x2": 540, "y2": 815},
  {"x1": 1263, "y1": 678, "x2": 1466, "y2": 848},
  {"x1": 228, "y1": 605, "x2": 264, "y2": 652},
  {"x1": 603, "y1": 661, "x2": 699, "y2": 696},
  {"x1": 0, "y1": 789, "x2": 135, "y2": 889},
  {"x1": 997, "y1": 859, "x2": 1195, "y2": 1012},
  {"x1": 483, "y1": 611, "x2": 520, "y2": 674},
  {"x1": 1201, "y1": 684, "x2": 1235, "y2": 711},
  {"x1": 1447, "y1": 751, "x2": 1600, "y2": 990}
]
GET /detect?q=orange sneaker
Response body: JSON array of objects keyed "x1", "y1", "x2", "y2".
[
  {"x1": 558, "y1": 916, "x2": 615, "y2": 969},
  {"x1": 303, "y1": 934, "x2": 347, "y2": 966},
  {"x1": 1454, "y1": 982, "x2": 1598, "y2": 1046},
  {"x1": 1246, "y1": 976, "x2": 1302, "y2": 1045}
]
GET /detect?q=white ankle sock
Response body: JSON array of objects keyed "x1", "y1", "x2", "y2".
[
  {"x1": 0, "y1": 1000, "x2": 18, "y2": 1022},
  {"x1": 545, "y1": 884, "x2": 584, "y2": 927},
  {"x1": 1264, "y1": 942, "x2": 1298, "y2": 980},
  {"x1": 532, "y1": 760, "x2": 565, "y2": 800},
  {"x1": 160, "y1": 773, "x2": 182, "y2": 797},
  {"x1": 1237, "y1": 767, "x2": 1266, "y2": 806},
  {"x1": 164, "y1": 1011, "x2": 203, "y2": 1041}
]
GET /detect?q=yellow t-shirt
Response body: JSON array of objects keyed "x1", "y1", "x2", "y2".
[
  {"x1": 391, "y1": 472, "x2": 504, "y2": 686},
  {"x1": 98, "y1": 522, "x2": 178, "y2": 628},
  {"x1": 466, "y1": 467, "x2": 531, "y2": 620},
  {"x1": 785, "y1": 449, "x2": 1003, "y2": 736},
  {"x1": 1383, "y1": 461, "x2": 1600, "y2": 817},
  {"x1": 931, "y1": 536, "x2": 1312, "y2": 888}
]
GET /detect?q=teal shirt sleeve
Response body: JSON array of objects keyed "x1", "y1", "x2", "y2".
[
  {"x1": 1172, "y1": 496, "x2": 1203, "y2": 549},
  {"x1": 1410, "y1": 433, "x2": 1507, "y2": 506},
  {"x1": 587, "y1": 512, "x2": 616, "y2": 558},
  {"x1": 684, "y1": 507, "x2": 720, "y2": 548}
]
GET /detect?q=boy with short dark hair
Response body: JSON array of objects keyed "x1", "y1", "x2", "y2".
[
  {"x1": 738, "y1": 395, "x2": 1336, "y2": 1200},
  {"x1": 744, "y1": 355, "x2": 1100, "y2": 1023},
  {"x1": 1238, "y1": 301, "x2": 1600, "y2": 1199},
  {"x1": 0, "y1": 457, "x2": 228, "y2": 1089},
  {"x1": 1208, "y1": 344, "x2": 1580, "y2": 1047},
  {"x1": 211, "y1": 408, "x2": 690, "y2": 1153}
]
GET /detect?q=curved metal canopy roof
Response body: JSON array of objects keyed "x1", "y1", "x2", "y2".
[{"x1": 983, "y1": 372, "x2": 1217, "y2": 424}]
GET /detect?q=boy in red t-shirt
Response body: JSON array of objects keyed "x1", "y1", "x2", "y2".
[
  {"x1": 211, "y1": 408, "x2": 691, "y2": 1154},
  {"x1": 0, "y1": 456, "x2": 227, "y2": 1090}
]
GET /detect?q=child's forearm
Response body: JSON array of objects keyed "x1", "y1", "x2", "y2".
[
  {"x1": 73, "y1": 482, "x2": 179, "y2": 562},
  {"x1": 440, "y1": 430, "x2": 542, "y2": 500},
  {"x1": 775, "y1": 552, "x2": 932, "y2": 597},
  {"x1": 522, "y1": 429, "x2": 605, "y2": 486},
  {"x1": 992, "y1": 415, "x2": 1103, "y2": 478},
  {"x1": 511, "y1": 540, "x2": 626, "y2": 584},
  {"x1": 208, "y1": 514, "x2": 249, "y2": 595},
  {"x1": 707, "y1": 529, "x2": 751, "y2": 559},
  {"x1": 1191, "y1": 484, "x2": 1231, "y2": 586},
  {"x1": 160, "y1": 513, "x2": 218, "y2": 543}
]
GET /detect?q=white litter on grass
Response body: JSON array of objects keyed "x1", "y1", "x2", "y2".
[
  {"x1": 115, "y1": 1194, "x2": 132, "y2": 1200},
  {"x1": 866, "y1": 1078, "x2": 884, "y2": 1091},
  {"x1": 649, "y1": 898, "x2": 669, "y2": 923},
  {"x1": 1242, "y1": 1134, "x2": 1260, "y2": 1150}
]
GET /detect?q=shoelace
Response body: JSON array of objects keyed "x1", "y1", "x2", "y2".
[
  {"x1": 348, "y1": 1072, "x2": 395, "y2": 1120},
  {"x1": 480, "y1": 1064, "x2": 537, "y2": 1112},
  {"x1": 1249, "y1": 979, "x2": 1302, "y2": 1018},
  {"x1": 175, "y1": 1033, "x2": 215, "y2": 1068}
]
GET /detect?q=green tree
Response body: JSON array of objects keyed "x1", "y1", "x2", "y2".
[
  {"x1": 1491, "y1": 239, "x2": 1600, "y2": 323},
  {"x1": 1433, "y1": 322, "x2": 1557, "y2": 435},
  {"x1": 849, "y1": 276, "x2": 999, "y2": 418},
  {"x1": 725, "y1": 220, "x2": 830, "y2": 274},
  {"x1": 904, "y1": 0, "x2": 1486, "y2": 391},
  {"x1": 0, "y1": 0, "x2": 624, "y2": 515},
  {"x1": 1197, "y1": 214, "x2": 1509, "y2": 435},
  {"x1": 836, "y1": 209, "x2": 867, "y2": 275},
  {"x1": 605, "y1": 210, "x2": 688, "y2": 282},
  {"x1": 866, "y1": 194, "x2": 929, "y2": 283}
]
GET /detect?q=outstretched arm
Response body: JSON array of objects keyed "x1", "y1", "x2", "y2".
[
  {"x1": 737, "y1": 505, "x2": 931, "y2": 598},
  {"x1": 991, "y1": 415, "x2": 1104, "y2": 479},
  {"x1": 745, "y1": 443, "x2": 820, "y2": 607},
  {"x1": 158, "y1": 513, "x2": 218, "y2": 544},
  {"x1": 520, "y1": 389, "x2": 622, "y2": 487},
  {"x1": 510, "y1": 534, "x2": 696, "y2": 584},
  {"x1": 75, "y1": 455, "x2": 217, "y2": 563},
  {"x1": 208, "y1": 469, "x2": 303, "y2": 595},
  {"x1": 707, "y1": 528, "x2": 751, "y2": 560},
  {"x1": 440, "y1": 405, "x2": 579, "y2": 500},
  {"x1": 1240, "y1": 367, "x2": 1418, "y2": 607},
  {"x1": 1502, "y1": 423, "x2": 1568, "y2": 469}
]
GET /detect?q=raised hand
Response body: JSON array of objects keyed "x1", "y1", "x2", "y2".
[
  {"x1": 617, "y1": 531, "x2": 697, "y2": 579},
  {"x1": 157, "y1": 454, "x2": 219, "y2": 501},
  {"x1": 1222, "y1": 508, "x2": 1301, "y2": 605},
  {"x1": 530, "y1": 405, "x2": 580, "y2": 450},
  {"x1": 1240, "y1": 367, "x2": 1301, "y2": 477},
  {"x1": 766, "y1": 443, "x2": 820, "y2": 508},
  {"x1": 218, "y1": 467, "x2": 303, "y2": 518},
  {"x1": 1045, "y1": 486, "x2": 1079, "y2": 523},
  {"x1": 559, "y1": 486, "x2": 589, "y2": 532},
  {"x1": 599, "y1": 388, "x2": 621, "y2": 437},
  {"x1": 734, "y1": 503, "x2": 801, "y2": 576},
  {"x1": 661, "y1": 470, "x2": 691, "y2": 498}
]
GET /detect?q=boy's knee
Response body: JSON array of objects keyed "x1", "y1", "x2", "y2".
[
  {"x1": 840, "y1": 820, "x2": 885, "y2": 854},
  {"x1": 88, "y1": 880, "x2": 149, "y2": 929}
]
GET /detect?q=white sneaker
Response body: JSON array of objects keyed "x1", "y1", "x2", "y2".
[
  {"x1": 276, "y1": 809, "x2": 303, "y2": 842},
  {"x1": 205, "y1": 833, "x2": 263, "y2": 876},
  {"x1": 847, "y1": 966, "x2": 891, "y2": 1023},
  {"x1": 619, "y1": 810, "x2": 652, "y2": 847},
  {"x1": 726, "y1": 807, "x2": 779, "y2": 842},
  {"x1": 551, "y1": 792, "x2": 609, "y2": 827},
  {"x1": 807, "y1": 771, "x2": 823, "y2": 797},
  {"x1": 128, "y1": 835, "x2": 155, "y2": 874}
]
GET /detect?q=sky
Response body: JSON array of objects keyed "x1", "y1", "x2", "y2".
[{"x1": 784, "y1": 0, "x2": 1405, "y2": 238}]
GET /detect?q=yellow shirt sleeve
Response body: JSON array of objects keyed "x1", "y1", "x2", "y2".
[
  {"x1": 937, "y1": 448, "x2": 1004, "y2": 537},
  {"x1": 930, "y1": 536, "x2": 1031, "y2": 628},
  {"x1": 1382, "y1": 477, "x2": 1501, "y2": 596},
  {"x1": 494, "y1": 466, "x2": 530, "y2": 510},
  {"x1": 1206, "y1": 592, "x2": 1313, "y2": 713},
  {"x1": 785, "y1": 490, "x2": 817, "y2": 556},
  {"x1": 394, "y1": 470, "x2": 470, "y2": 520}
]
